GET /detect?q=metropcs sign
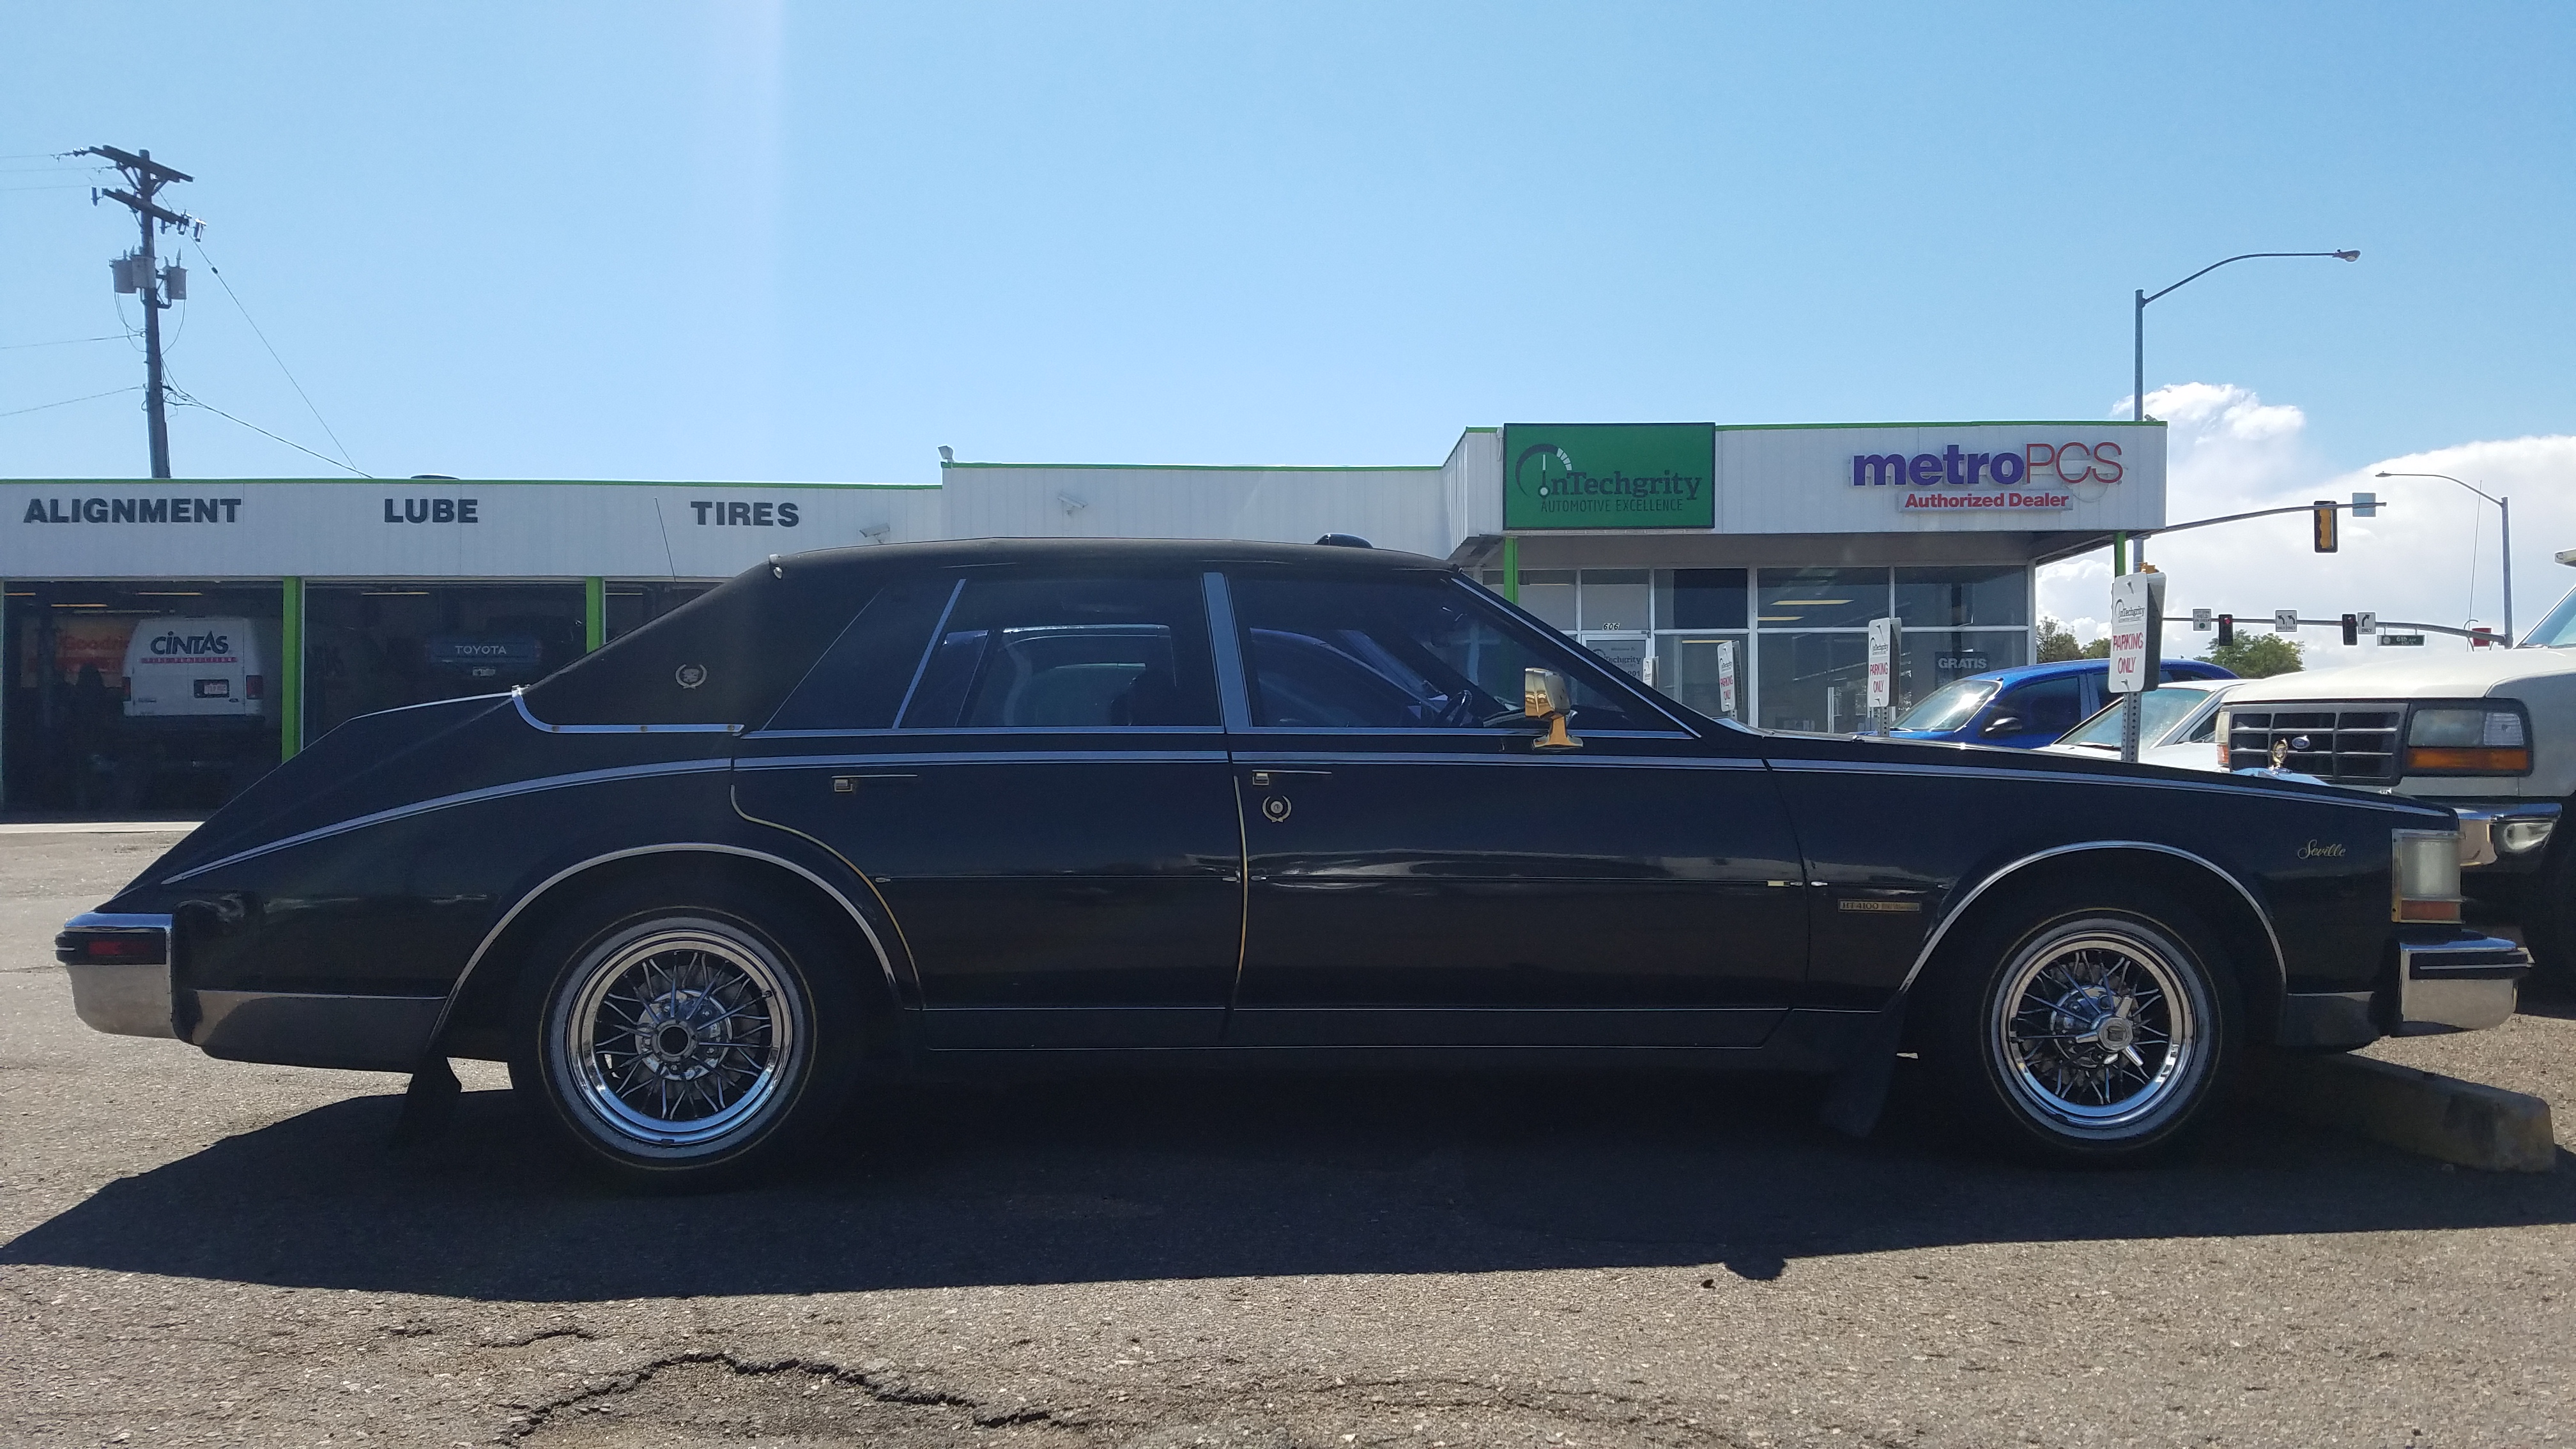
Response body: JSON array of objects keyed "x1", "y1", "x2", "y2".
[{"x1": 1850, "y1": 440, "x2": 2127, "y2": 512}]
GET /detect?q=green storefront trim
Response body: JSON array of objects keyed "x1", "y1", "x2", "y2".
[{"x1": 280, "y1": 576, "x2": 304, "y2": 762}]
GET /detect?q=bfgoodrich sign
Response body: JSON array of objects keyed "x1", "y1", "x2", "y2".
[{"x1": 1502, "y1": 423, "x2": 1716, "y2": 530}]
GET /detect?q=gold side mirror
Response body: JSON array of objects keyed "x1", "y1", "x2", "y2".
[{"x1": 1523, "y1": 667, "x2": 1583, "y2": 751}]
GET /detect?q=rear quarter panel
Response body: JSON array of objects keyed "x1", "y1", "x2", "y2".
[{"x1": 98, "y1": 703, "x2": 751, "y2": 997}]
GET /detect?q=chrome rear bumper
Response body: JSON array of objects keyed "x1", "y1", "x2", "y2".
[
  {"x1": 56, "y1": 912, "x2": 176, "y2": 1039},
  {"x1": 59, "y1": 910, "x2": 440, "y2": 1070}
]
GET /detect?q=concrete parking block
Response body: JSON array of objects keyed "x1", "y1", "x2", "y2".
[{"x1": 2247, "y1": 1048, "x2": 2558, "y2": 1173}]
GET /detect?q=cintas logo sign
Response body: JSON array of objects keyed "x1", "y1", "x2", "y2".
[
  {"x1": 1851, "y1": 440, "x2": 2124, "y2": 512},
  {"x1": 140, "y1": 629, "x2": 236, "y2": 663}
]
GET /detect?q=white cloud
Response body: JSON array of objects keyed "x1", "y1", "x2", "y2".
[{"x1": 2041, "y1": 383, "x2": 2576, "y2": 668}]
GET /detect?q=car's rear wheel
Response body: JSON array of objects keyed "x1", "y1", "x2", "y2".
[
  {"x1": 1929, "y1": 893, "x2": 2237, "y2": 1162},
  {"x1": 508, "y1": 884, "x2": 860, "y2": 1189}
]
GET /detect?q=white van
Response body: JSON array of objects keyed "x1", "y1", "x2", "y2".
[{"x1": 121, "y1": 617, "x2": 282, "y2": 722}]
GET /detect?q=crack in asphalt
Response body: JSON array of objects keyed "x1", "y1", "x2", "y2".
[{"x1": 502, "y1": 1350, "x2": 1058, "y2": 1443}]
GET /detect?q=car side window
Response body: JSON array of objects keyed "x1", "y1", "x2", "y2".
[
  {"x1": 898, "y1": 574, "x2": 1218, "y2": 730},
  {"x1": 1229, "y1": 573, "x2": 1662, "y2": 732},
  {"x1": 1997, "y1": 676, "x2": 2083, "y2": 735},
  {"x1": 763, "y1": 577, "x2": 953, "y2": 731}
]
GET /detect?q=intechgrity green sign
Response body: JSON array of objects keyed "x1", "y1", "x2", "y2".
[{"x1": 1501, "y1": 423, "x2": 1715, "y2": 530}]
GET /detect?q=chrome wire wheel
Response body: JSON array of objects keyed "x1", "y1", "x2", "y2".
[
  {"x1": 1988, "y1": 924, "x2": 2207, "y2": 1140},
  {"x1": 546, "y1": 919, "x2": 807, "y2": 1158}
]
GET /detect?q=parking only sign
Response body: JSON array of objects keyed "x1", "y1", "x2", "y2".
[
  {"x1": 2108, "y1": 573, "x2": 2168, "y2": 695},
  {"x1": 1716, "y1": 639, "x2": 1738, "y2": 716},
  {"x1": 1866, "y1": 617, "x2": 1897, "y2": 711}
]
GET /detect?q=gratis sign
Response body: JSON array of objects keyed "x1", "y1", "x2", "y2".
[{"x1": 1503, "y1": 423, "x2": 1715, "y2": 530}]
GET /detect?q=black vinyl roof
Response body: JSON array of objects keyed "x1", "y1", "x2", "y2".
[{"x1": 527, "y1": 536, "x2": 1455, "y2": 727}]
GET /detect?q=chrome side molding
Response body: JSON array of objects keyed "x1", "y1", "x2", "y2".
[{"x1": 1896, "y1": 841, "x2": 2287, "y2": 997}]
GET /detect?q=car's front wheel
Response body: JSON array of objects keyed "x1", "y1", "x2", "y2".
[
  {"x1": 1929, "y1": 894, "x2": 2237, "y2": 1162},
  {"x1": 508, "y1": 884, "x2": 859, "y2": 1189}
]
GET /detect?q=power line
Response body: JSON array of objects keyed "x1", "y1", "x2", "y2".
[
  {"x1": 0, "y1": 386, "x2": 141, "y2": 420},
  {"x1": 165, "y1": 382, "x2": 371, "y2": 477},
  {"x1": 0, "y1": 334, "x2": 130, "y2": 351},
  {"x1": 192, "y1": 238, "x2": 357, "y2": 473}
]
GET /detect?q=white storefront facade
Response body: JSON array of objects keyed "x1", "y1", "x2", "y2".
[{"x1": 1, "y1": 418, "x2": 2163, "y2": 807}]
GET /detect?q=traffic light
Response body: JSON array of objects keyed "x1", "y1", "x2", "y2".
[
  {"x1": 2342, "y1": 613, "x2": 2359, "y2": 645},
  {"x1": 2313, "y1": 500, "x2": 2339, "y2": 553},
  {"x1": 2216, "y1": 613, "x2": 2235, "y2": 647}
]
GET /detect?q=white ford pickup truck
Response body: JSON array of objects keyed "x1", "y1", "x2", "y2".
[{"x1": 2220, "y1": 581, "x2": 2576, "y2": 979}]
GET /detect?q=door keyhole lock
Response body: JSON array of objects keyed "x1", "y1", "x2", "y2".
[{"x1": 1261, "y1": 795, "x2": 1292, "y2": 823}]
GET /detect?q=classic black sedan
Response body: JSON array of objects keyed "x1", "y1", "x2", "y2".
[{"x1": 61, "y1": 539, "x2": 2528, "y2": 1184}]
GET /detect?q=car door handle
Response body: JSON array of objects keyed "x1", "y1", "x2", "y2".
[
  {"x1": 831, "y1": 772, "x2": 917, "y2": 793},
  {"x1": 1247, "y1": 769, "x2": 1330, "y2": 788}
]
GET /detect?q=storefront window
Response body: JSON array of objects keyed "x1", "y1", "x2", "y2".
[
  {"x1": 1655, "y1": 569, "x2": 1747, "y2": 630},
  {"x1": 1895, "y1": 566, "x2": 2029, "y2": 629},
  {"x1": 1757, "y1": 567, "x2": 1889, "y2": 629},
  {"x1": 1897, "y1": 629, "x2": 2030, "y2": 710},
  {"x1": 1576, "y1": 570, "x2": 1650, "y2": 631},
  {"x1": 1475, "y1": 558, "x2": 2031, "y2": 733},
  {"x1": 304, "y1": 583, "x2": 586, "y2": 739},
  {"x1": 1512, "y1": 570, "x2": 1577, "y2": 631},
  {"x1": 1758, "y1": 632, "x2": 1873, "y2": 733},
  {"x1": 1655, "y1": 634, "x2": 1748, "y2": 723}
]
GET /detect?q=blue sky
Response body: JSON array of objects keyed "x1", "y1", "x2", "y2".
[{"x1": 4, "y1": 1, "x2": 2567, "y2": 489}]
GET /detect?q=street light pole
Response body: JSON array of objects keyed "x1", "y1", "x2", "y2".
[
  {"x1": 2124, "y1": 249, "x2": 2359, "y2": 576},
  {"x1": 2377, "y1": 470, "x2": 2512, "y2": 643},
  {"x1": 2132, "y1": 250, "x2": 2361, "y2": 427}
]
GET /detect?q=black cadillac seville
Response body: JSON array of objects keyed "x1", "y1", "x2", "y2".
[{"x1": 61, "y1": 539, "x2": 2529, "y2": 1184}]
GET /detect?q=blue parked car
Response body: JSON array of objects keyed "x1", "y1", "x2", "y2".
[{"x1": 1890, "y1": 657, "x2": 2236, "y2": 750}]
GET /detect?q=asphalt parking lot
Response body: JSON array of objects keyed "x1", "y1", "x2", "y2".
[{"x1": 4, "y1": 829, "x2": 2573, "y2": 1448}]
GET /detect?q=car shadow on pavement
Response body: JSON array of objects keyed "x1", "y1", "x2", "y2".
[{"x1": 6, "y1": 1060, "x2": 2571, "y2": 1301}]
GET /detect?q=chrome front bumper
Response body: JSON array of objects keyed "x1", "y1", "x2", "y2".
[{"x1": 2398, "y1": 933, "x2": 2529, "y2": 1034}]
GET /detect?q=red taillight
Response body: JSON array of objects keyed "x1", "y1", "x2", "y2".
[
  {"x1": 246, "y1": 675, "x2": 263, "y2": 700},
  {"x1": 56, "y1": 929, "x2": 167, "y2": 966}
]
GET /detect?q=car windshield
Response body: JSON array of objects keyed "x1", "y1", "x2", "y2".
[
  {"x1": 2057, "y1": 686, "x2": 2216, "y2": 749},
  {"x1": 1896, "y1": 678, "x2": 1998, "y2": 730},
  {"x1": 2518, "y1": 586, "x2": 2576, "y2": 648}
]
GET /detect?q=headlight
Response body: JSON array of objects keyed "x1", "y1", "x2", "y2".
[
  {"x1": 2393, "y1": 828, "x2": 2464, "y2": 924},
  {"x1": 2404, "y1": 706, "x2": 2531, "y2": 774}
]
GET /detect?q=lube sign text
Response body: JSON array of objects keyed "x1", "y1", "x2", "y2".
[{"x1": 383, "y1": 498, "x2": 479, "y2": 523}]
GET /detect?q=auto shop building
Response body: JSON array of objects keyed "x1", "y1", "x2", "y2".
[{"x1": 0, "y1": 418, "x2": 2162, "y2": 808}]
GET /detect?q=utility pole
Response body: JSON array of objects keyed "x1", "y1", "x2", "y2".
[{"x1": 81, "y1": 146, "x2": 198, "y2": 479}]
